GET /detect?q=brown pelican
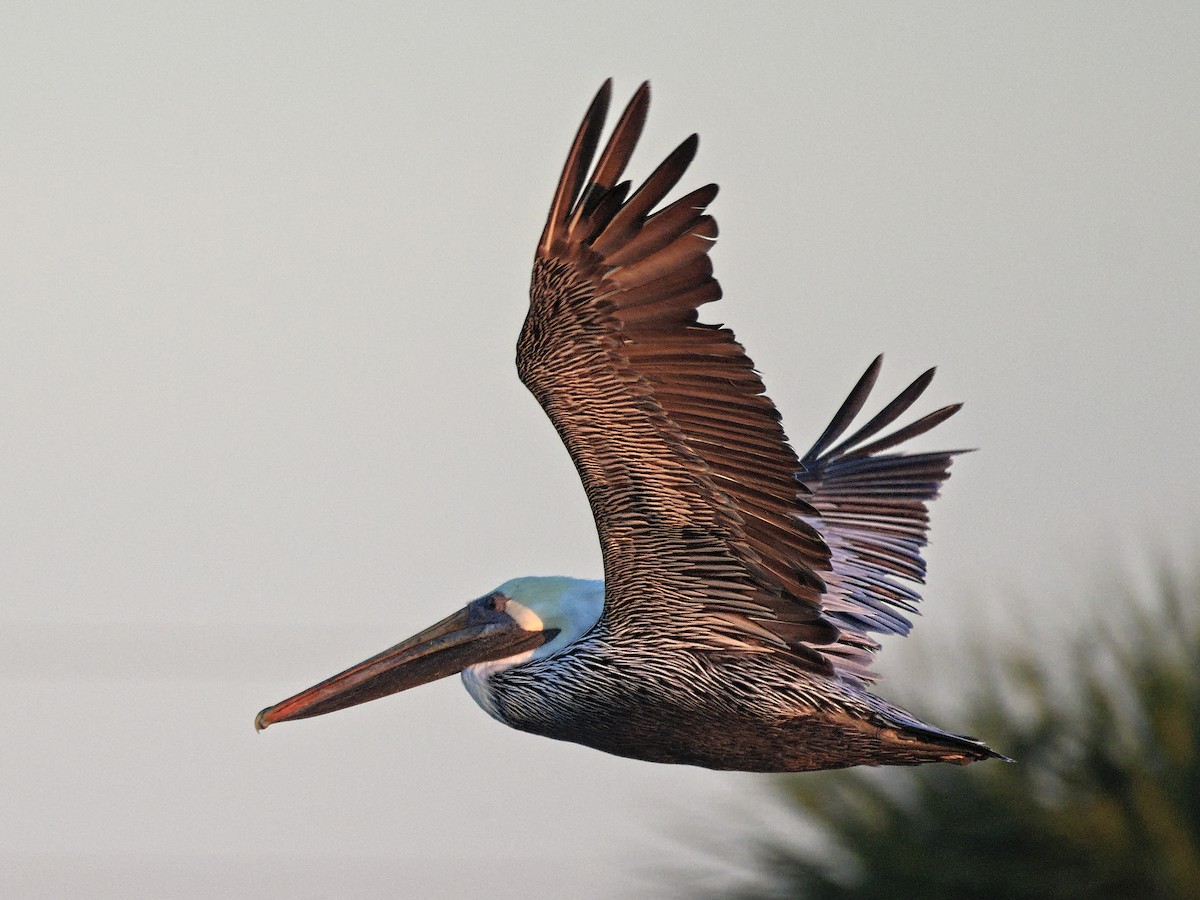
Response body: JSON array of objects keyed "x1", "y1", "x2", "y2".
[{"x1": 256, "y1": 81, "x2": 1004, "y2": 772}]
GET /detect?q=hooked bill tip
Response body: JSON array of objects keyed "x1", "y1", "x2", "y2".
[{"x1": 254, "y1": 707, "x2": 273, "y2": 732}]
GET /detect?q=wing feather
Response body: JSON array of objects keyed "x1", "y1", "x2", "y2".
[
  {"x1": 539, "y1": 81, "x2": 612, "y2": 257},
  {"x1": 521, "y1": 83, "x2": 838, "y2": 663},
  {"x1": 520, "y1": 83, "x2": 964, "y2": 677},
  {"x1": 798, "y1": 360, "x2": 967, "y2": 682}
]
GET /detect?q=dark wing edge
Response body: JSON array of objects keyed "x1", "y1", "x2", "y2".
[
  {"x1": 798, "y1": 355, "x2": 967, "y2": 684},
  {"x1": 521, "y1": 80, "x2": 842, "y2": 666}
]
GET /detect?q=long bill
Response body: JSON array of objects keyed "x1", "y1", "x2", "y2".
[{"x1": 255, "y1": 596, "x2": 551, "y2": 731}]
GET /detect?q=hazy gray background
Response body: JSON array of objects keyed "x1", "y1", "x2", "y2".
[{"x1": 3, "y1": 3, "x2": 1197, "y2": 898}]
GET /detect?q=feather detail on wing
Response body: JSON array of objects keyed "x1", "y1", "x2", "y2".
[
  {"x1": 797, "y1": 355, "x2": 966, "y2": 683},
  {"x1": 521, "y1": 81, "x2": 965, "y2": 678},
  {"x1": 521, "y1": 81, "x2": 839, "y2": 667}
]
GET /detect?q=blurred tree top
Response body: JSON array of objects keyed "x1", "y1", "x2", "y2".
[{"x1": 705, "y1": 568, "x2": 1199, "y2": 900}]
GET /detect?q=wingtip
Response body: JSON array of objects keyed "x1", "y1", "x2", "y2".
[
  {"x1": 910, "y1": 366, "x2": 937, "y2": 394},
  {"x1": 539, "y1": 81, "x2": 615, "y2": 256}
]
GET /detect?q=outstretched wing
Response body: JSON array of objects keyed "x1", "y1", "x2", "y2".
[
  {"x1": 797, "y1": 356, "x2": 964, "y2": 683},
  {"x1": 519, "y1": 81, "x2": 840, "y2": 669},
  {"x1": 519, "y1": 82, "x2": 964, "y2": 678}
]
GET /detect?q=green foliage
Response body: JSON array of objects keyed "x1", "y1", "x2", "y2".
[{"x1": 715, "y1": 569, "x2": 1200, "y2": 899}]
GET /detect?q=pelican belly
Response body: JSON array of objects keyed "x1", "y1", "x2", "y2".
[{"x1": 475, "y1": 644, "x2": 1000, "y2": 772}]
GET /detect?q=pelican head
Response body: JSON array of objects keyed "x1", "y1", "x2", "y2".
[{"x1": 255, "y1": 576, "x2": 603, "y2": 731}]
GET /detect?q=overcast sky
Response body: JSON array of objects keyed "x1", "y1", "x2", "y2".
[{"x1": 3, "y1": 3, "x2": 1198, "y2": 898}]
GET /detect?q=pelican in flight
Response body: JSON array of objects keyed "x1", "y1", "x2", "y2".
[{"x1": 256, "y1": 81, "x2": 1003, "y2": 772}]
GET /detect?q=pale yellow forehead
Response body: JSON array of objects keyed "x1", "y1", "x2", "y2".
[{"x1": 502, "y1": 597, "x2": 544, "y2": 632}]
